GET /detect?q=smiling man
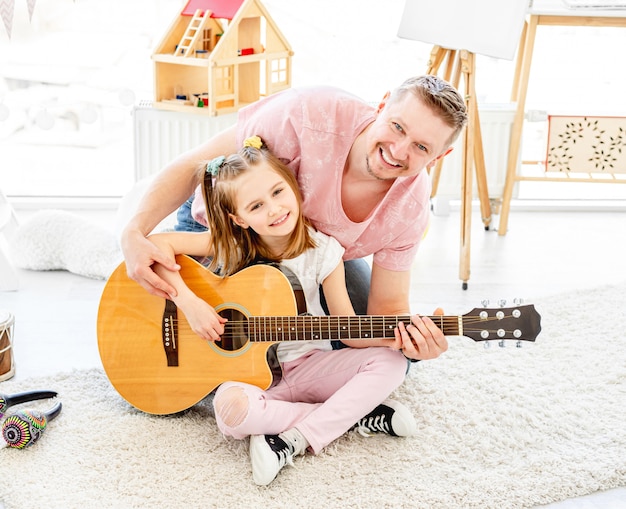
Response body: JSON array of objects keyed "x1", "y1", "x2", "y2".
[{"x1": 121, "y1": 75, "x2": 467, "y2": 362}]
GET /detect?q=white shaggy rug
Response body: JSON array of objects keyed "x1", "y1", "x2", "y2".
[{"x1": 1, "y1": 283, "x2": 625, "y2": 509}]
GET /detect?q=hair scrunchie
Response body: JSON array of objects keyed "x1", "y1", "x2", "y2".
[
  {"x1": 243, "y1": 135, "x2": 263, "y2": 149},
  {"x1": 206, "y1": 155, "x2": 226, "y2": 176}
]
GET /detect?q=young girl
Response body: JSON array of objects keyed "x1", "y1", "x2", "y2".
[{"x1": 149, "y1": 136, "x2": 417, "y2": 486}]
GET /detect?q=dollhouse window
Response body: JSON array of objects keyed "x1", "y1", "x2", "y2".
[
  {"x1": 215, "y1": 66, "x2": 234, "y2": 95},
  {"x1": 201, "y1": 29, "x2": 212, "y2": 51},
  {"x1": 270, "y1": 58, "x2": 288, "y2": 85}
]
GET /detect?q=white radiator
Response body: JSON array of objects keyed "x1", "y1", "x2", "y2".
[
  {"x1": 133, "y1": 102, "x2": 519, "y2": 203},
  {"x1": 133, "y1": 102, "x2": 238, "y2": 181},
  {"x1": 433, "y1": 104, "x2": 519, "y2": 204}
]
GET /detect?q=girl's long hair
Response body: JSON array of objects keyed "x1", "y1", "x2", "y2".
[{"x1": 200, "y1": 141, "x2": 315, "y2": 276}]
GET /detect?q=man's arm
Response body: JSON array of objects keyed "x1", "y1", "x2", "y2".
[
  {"x1": 367, "y1": 263, "x2": 412, "y2": 315},
  {"x1": 368, "y1": 263, "x2": 448, "y2": 360},
  {"x1": 120, "y1": 126, "x2": 239, "y2": 298}
]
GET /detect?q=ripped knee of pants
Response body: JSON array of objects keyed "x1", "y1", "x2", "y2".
[{"x1": 214, "y1": 386, "x2": 249, "y2": 429}]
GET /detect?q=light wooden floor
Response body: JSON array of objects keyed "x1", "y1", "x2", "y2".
[{"x1": 1, "y1": 204, "x2": 625, "y2": 508}]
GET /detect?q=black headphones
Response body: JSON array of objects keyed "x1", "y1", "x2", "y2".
[{"x1": 0, "y1": 390, "x2": 62, "y2": 449}]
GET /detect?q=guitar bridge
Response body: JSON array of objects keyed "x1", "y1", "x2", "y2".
[{"x1": 162, "y1": 299, "x2": 179, "y2": 366}]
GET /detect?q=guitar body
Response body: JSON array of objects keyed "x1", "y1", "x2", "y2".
[{"x1": 97, "y1": 256, "x2": 298, "y2": 415}]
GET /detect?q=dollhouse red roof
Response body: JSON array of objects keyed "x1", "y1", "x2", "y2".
[{"x1": 182, "y1": 0, "x2": 246, "y2": 19}]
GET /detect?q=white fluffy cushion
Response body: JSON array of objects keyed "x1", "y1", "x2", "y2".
[{"x1": 10, "y1": 210, "x2": 123, "y2": 280}]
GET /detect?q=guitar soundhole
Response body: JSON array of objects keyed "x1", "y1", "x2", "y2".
[{"x1": 215, "y1": 308, "x2": 249, "y2": 352}]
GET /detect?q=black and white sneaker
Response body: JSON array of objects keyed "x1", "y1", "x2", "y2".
[
  {"x1": 250, "y1": 433, "x2": 305, "y2": 486},
  {"x1": 354, "y1": 399, "x2": 417, "y2": 437}
]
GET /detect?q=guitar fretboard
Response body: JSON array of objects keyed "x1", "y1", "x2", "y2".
[{"x1": 246, "y1": 315, "x2": 461, "y2": 342}]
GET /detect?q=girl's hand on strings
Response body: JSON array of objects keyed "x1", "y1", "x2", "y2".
[{"x1": 181, "y1": 297, "x2": 228, "y2": 342}]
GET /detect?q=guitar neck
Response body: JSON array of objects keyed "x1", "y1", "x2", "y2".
[{"x1": 246, "y1": 315, "x2": 461, "y2": 342}]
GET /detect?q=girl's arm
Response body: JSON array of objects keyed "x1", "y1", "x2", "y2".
[
  {"x1": 321, "y1": 262, "x2": 401, "y2": 349},
  {"x1": 148, "y1": 232, "x2": 227, "y2": 341}
]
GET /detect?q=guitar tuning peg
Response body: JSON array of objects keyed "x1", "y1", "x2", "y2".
[
  {"x1": 484, "y1": 341, "x2": 491, "y2": 349},
  {"x1": 481, "y1": 299, "x2": 490, "y2": 307},
  {"x1": 498, "y1": 340, "x2": 505, "y2": 348},
  {"x1": 516, "y1": 341, "x2": 523, "y2": 348},
  {"x1": 513, "y1": 297, "x2": 525, "y2": 305},
  {"x1": 498, "y1": 299, "x2": 507, "y2": 308}
]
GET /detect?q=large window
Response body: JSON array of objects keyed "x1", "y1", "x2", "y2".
[
  {"x1": 0, "y1": 0, "x2": 181, "y2": 198},
  {"x1": 2, "y1": 0, "x2": 625, "y2": 203}
]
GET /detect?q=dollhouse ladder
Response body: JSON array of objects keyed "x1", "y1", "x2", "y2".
[{"x1": 174, "y1": 9, "x2": 212, "y2": 57}]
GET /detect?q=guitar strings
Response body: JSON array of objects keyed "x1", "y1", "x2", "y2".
[{"x1": 163, "y1": 315, "x2": 522, "y2": 341}]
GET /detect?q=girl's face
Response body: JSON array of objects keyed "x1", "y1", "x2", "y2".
[{"x1": 229, "y1": 162, "x2": 300, "y2": 241}]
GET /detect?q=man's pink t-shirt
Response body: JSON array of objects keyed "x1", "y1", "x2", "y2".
[{"x1": 191, "y1": 86, "x2": 431, "y2": 272}]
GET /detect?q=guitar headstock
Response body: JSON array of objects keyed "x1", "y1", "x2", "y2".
[{"x1": 461, "y1": 304, "x2": 541, "y2": 344}]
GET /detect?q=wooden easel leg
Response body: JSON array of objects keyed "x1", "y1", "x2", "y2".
[
  {"x1": 499, "y1": 16, "x2": 538, "y2": 235},
  {"x1": 511, "y1": 21, "x2": 528, "y2": 104},
  {"x1": 429, "y1": 158, "x2": 445, "y2": 198},
  {"x1": 427, "y1": 47, "x2": 491, "y2": 289},
  {"x1": 427, "y1": 47, "x2": 456, "y2": 198},
  {"x1": 442, "y1": 49, "x2": 457, "y2": 82},
  {"x1": 458, "y1": 50, "x2": 476, "y2": 290},
  {"x1": 457, "y1": 50, "x2": 492, "y2": 288},
  {"x1": 472, "y1": 103, "x2": 492, "y2": 230},
  {"x1": 426, "y1": 46, "x2": 445, "y2": 75},
  {"x1": 429, "y1": 49, "x2": 463, "y2": 200},
  {"x1": 454, "y1": 50, "x2": 491, "y2": 230}
]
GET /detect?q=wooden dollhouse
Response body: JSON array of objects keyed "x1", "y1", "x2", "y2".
[{"x1": 152, "y1": 0, "x2": 293, "y2": 116}]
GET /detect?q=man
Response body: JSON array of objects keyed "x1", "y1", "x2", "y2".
[{"x1": 121, "y1": 75, "x2": 467, "y2": 364}]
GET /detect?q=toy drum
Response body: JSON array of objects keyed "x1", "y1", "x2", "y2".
[{"x1": 0, "y1": 310, "x2": 15, "y2": 382}]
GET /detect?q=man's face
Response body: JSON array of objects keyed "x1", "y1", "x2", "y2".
[{"x1": 364, "y1": 93, "x2": 455, "y2": 181}]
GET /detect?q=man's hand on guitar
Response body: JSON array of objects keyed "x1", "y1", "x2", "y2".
[
  {"x1": 121, "y1": 229, "x2": 180, "y2": 299},
  {"x1": 394, "y1": 309, "x2": 448, "y2": 361}
]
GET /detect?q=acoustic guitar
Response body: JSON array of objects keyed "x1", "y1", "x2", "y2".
[{"x1": 97, "y1": 255, "x2": 542, "y2": 415}]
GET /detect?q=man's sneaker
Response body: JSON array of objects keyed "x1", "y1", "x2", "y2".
[
  {"x1": 354, "y1": 399, "x2": 417, "y2": 437},
  {"x1": 249, "y1": 431, "x2": 306, "y2": 486}
]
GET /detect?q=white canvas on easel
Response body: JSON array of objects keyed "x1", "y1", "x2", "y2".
[{"x1": 397, "y1": 0, "x2": 529, "y2": 60}]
